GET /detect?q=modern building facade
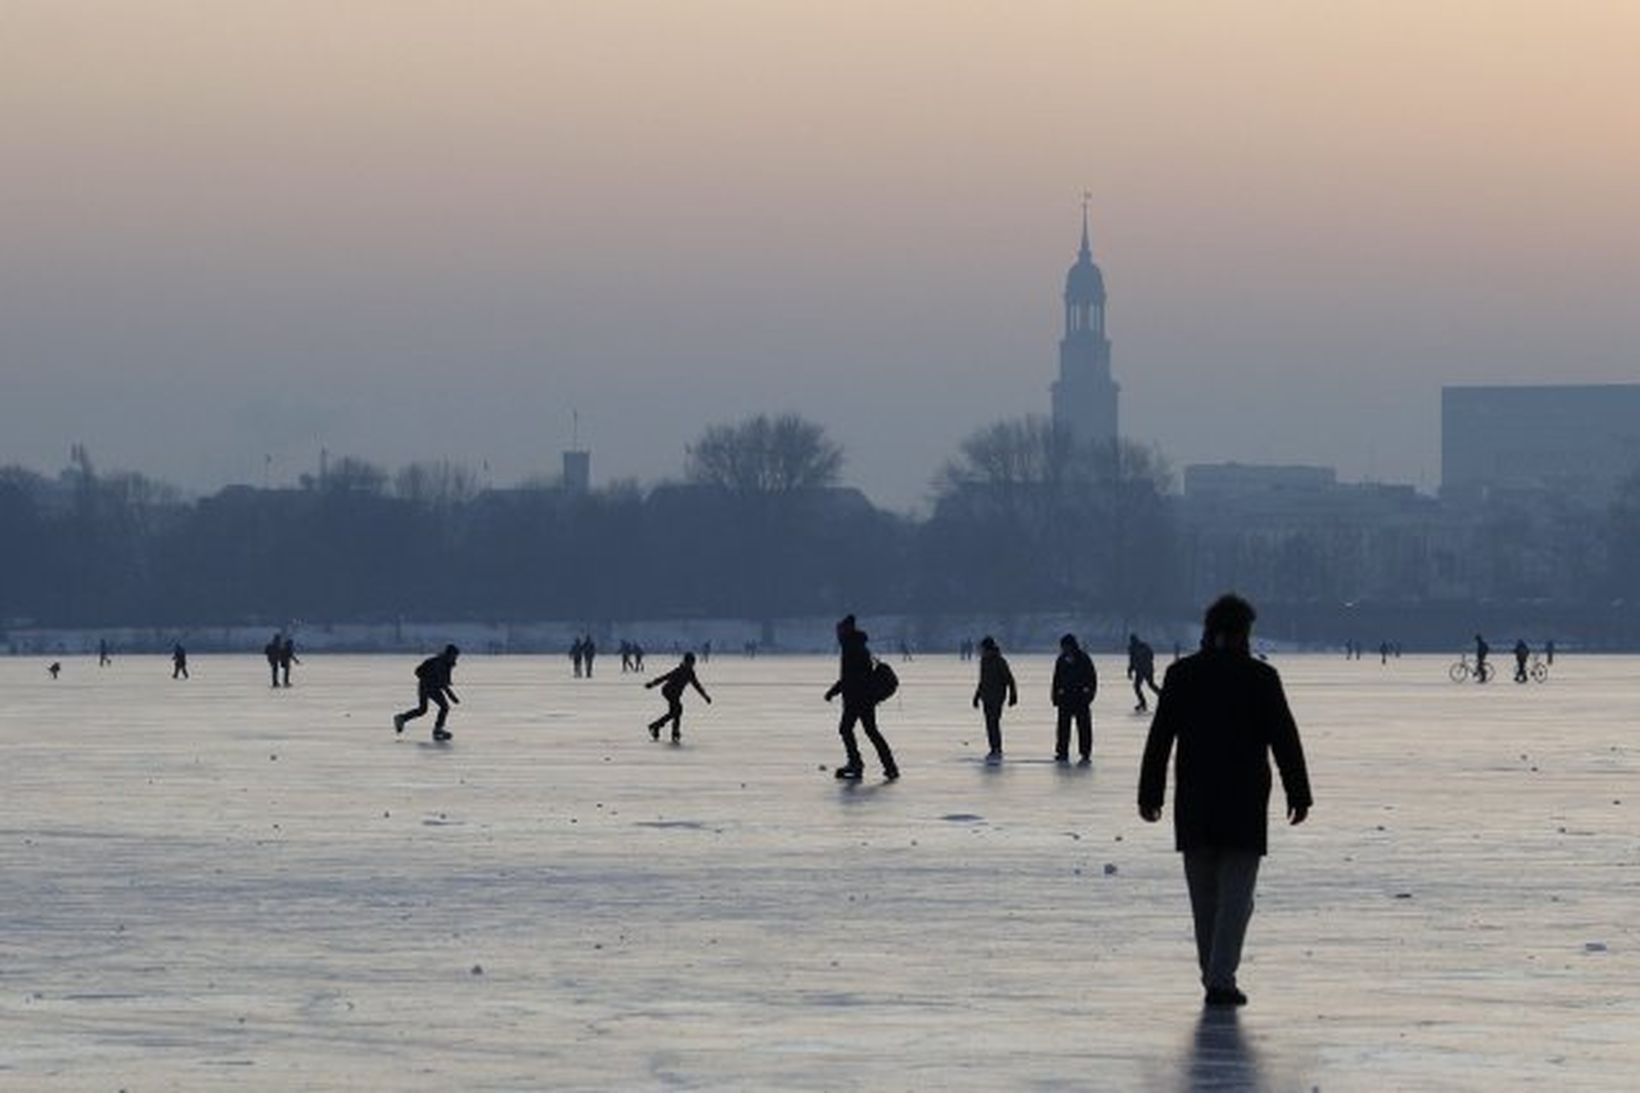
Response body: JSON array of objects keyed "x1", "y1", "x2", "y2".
[
  {"x1": 1442, "y1": 384, "x2": 1640, "y2": 503},
  {"x1": 1050, "y1": 203, "x2": 1118, "y2": 449}
]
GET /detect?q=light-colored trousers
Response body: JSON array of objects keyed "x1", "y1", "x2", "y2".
[{"x1": 1183, "y1": 848, "x2": 1262, "y2": 991}]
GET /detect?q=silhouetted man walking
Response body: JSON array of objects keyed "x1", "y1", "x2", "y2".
[
  {"x1": 172, "y1": 643, "x2": 188, "y2": 680},
  {"x1": 825, "y1": 614, "x2": 898, "y2": 781},
  {"x1": 1051, "y1": 634, "x2": 1097, "y2": 763},
  {"x1": 264, "y1": 633, "x2": 282, "y2": 687},
  {"x1": 1513, "y1": 639, "x2": 1531, "y2": 683},
  {"x1": 1474, "y1": 633, "x2": 1490, "y2": 683},
  {"x1": 645, "y1": 651, "x2": 711, "y2": 743},
  {"x1": 1139, "y1": 594, "x2": 1312, "y2": 1007},
  {"x1": 1127, "y1": 633, "x2": 1161, "y2": 713},
  {"x1": 972, "y1": 635, "x2": 1018, "y2": 761},
  {"x1": 394, "y1": 644, "x2": 461, "y2": 742}
]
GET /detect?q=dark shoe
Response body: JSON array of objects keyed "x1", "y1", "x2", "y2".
[
  {"x1": 1204, "y1": 987, "x2": 1247, "y2": 1007},
  {"x1": 650, "y1": 724, "x2": 660, "y2": 741},
  {"x1": 671, "y1": 732, "x2": 680, "y2": 744},
  {"x1": 1078, "y1": 755, "x2": 1092, "y2": 767},
  {"x1": 433, "y1": 729, "x2": 452, "y2": 742},
  {"x1": 1054, "y1": 754, "x2": 1069, "y2": 764},
  {"x1": 883, "y1": 766, "x2": 900, "y2": 781},
  {"x1": 834, "y1": 765, "x2": 863, "y2": 780},
  {"x1": 393, "y1": 715, "x2": 405, "y2": 735}
]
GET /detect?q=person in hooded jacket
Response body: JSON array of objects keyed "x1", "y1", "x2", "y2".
[{"x1": 824, "y1": 615, "x2": 898, "y2": 780}]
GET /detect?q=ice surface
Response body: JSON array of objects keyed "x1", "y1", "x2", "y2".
[{"x1": 1, "y1": 652, "x2": 1637, "y2": 1090}]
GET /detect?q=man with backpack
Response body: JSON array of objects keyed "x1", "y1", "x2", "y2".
[
  {"x1": 824, "y1": 614, "x2": 898, "y2": 781},
  {"x1": 394, "y1": 644, "x2": 461, "y2": 742}
]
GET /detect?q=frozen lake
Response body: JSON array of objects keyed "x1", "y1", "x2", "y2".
[{"x1": 2, "y1": 650, "x2": 1636, "y2": 1090}]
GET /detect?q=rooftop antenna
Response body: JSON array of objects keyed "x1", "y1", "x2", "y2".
[{"x1": 572, "y1": 409, "x2": 581, "y2": 449}]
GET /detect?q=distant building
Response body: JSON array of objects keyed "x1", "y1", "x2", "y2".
[
  {"x1": 1442, "y1": 384, "x2": 1640, "y2": 504},
  {"x1": 1183, "y1": 463, "x2": 1337, "y2": 502},
  {"x1": 562, "y1": 449, "x2": 591, "y2": 494},
  {"x1": 1050, "y1": 201, "x2": 1118, "y2": 450}
]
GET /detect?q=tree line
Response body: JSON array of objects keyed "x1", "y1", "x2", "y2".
[{"x1": 0, "y1": 414, "x2": 1173, "y2": 631}]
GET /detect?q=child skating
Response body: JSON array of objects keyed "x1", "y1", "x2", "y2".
[{"x1": 394, "y1": 644, "x2": 461, "y2": 742}]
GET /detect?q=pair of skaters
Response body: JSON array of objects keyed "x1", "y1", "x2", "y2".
[
  {"x1": 262, "y1": 633, "x2": 301, "y2": 687},
  {"x1": 971, "y1": 632, "x2": 1161, "y2": 764},
  {"x1": 388, "y1": 643, "x2": 714, "y2": 747}
]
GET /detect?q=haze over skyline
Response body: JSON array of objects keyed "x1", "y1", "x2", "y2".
[{"x1": 4, "y1": 1, "x2": 1636, "y2": 509}]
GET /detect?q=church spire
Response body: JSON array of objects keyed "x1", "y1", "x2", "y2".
[{"x1": 1079, "y1": 190, "x2": 1092, "y2": 261}]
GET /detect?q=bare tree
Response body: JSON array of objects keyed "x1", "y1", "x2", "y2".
[
  {"x1": 686, "y1": 413, "x2": 843, "y2": 495},
  {"x1": 394, "y1": 460, "x2": 479, "y2": 509}
]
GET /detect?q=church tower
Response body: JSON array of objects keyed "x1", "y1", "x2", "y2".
[{"x1": 1050, "y1": 200, "x2": 1118, "y2": 449}]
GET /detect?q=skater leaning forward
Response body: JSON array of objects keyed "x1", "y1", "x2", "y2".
[
  {"x1": 645, "y1": 651, "x2": 711, "y2": 743},
  {"x1": 395, "y1": 644, "x2": 461, "y2": 741},
  {"x1": 824, "y1": 614, "x2": 898, "y2": 781}
]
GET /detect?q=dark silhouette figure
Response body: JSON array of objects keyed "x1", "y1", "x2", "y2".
[
  {"x1": 583, "y1": 636, "x2": 597, "y2": 678},
  {"x1": 1474, "y1": 633, "x2": 1490, "y2": 684},
  {"x1": 1513, "y1": 639, "x2": 1531, "y2": 683},
  {"x1": 1545, "y1": 639, "x2": 1555, "y2": 665},
  {"x1": 570, "y1": 638, "x2": 585, "y2": 678},
  {"x1": 645, "y1": 651, "x2": 711, "y2": 742},
  {"x1": 898, "y1": 639, "x2": 912, "y2": 663},
  {"x1": 48, "y1": 661, "x2": 61, "y2": 679},
  {"x1": 1051, "y1": 633, "x2": 1097, "y2": 763},
  {"x1": 1138, "y1": 594, "x2": 1312, "y2": 1007},
  {"x1": 1126, "y1": 633, "x2": 1161, "y2": 713},
  {"x1": 280, "y1": 636, "x2": 299, "y2": 686},
  {"x1": 264, "y1": 633, "x2": 283, "y2": 687},
  {"x1": 1379, "y1": 641, "x2": 1390, "y2": 665},
  {"x1": 972, "y1": 635, "x2": 1017, "y2": 760},
  {"x1": 824, "y1": 614, "x2": 898, "y2": 781},
  {"x1": 394, "y1": 644, "x2": 461, "y2": 741},
  {"x1": 633, "y1": 642, "x2": 645, "y2": 672},
  {"x1": 172, "y1": 643, "x2": 188, "y2": 680},
  {"x1": 701, "y1": 640, "x2": 711, "y2": 664},
  {"x1": 98, "y1": 639, "x2": 111, "y2": 667},
  {"x1": 619, "y1": 641, "x2": 633, "y2": 673}
]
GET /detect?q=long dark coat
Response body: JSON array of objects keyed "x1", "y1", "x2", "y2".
[{"x1": 1137, "y1": 649, "x2": 1312, "y2": 856}]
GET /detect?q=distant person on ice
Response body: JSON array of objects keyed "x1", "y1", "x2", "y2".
[
  {"x1": 645, "y1": 651, "x2": 711, "y2": 743},
  {"x1": 1473, "y1": 633, "x2": 1490, "y2": 683},
  {"x1": 824, "y1": 614, "x2": 898, "y2": 781},
  {"x1": 1051, "y1": 633, "x2": 1097, "y2": 764},
  {"x1": 971, "y1": 636, "x2": 1017, "y2": 762},
  {"x1": 172, "y1": 643, "x2": 189, "y2": 680},
  {"x1": 264, "y1": 633, "x2": 283, "y2": 687},
  {"x1": 1513, "y1": 639, "x2": 1531, "y2": 683},
  {"x1": 1138, "y1": 593, "x2": 1312, "y2": 1008},
  {"x1": 394, "y1": 644, "x2": 461, "y2": 742},
  {"x1": 98, "y1": 638, "x2": 111, "y2": 667},
  {"x1": 48, "y1": 661, "x2": 61, "y2": 679},
  {"x1": 583, "y1": 636, "x2": 597, "y2": 678},
  {"x1": 1127, "y1": 633, "x2": 1161, "y2": 713},
  {"x1": 279, "y1": 635, "x2": 300, "y2": 687}
]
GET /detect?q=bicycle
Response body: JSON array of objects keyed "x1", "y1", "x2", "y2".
[{"x1": 1449, "y1": 655, "x2": 1494, "y2": 684}]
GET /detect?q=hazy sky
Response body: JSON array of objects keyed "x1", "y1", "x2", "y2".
[{"x1": 4, "y1": 1, "x2": 1636, "y2": 508}]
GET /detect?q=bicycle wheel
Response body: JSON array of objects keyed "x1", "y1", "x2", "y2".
[
  {"x1": 1531, "y1": 662, "x2": 1548, "y2": 683},
  {"x1": 1449, "y1": 662, "x2": 1469, "y2": 683},
  {"x1": 1477, "y1": 663, "x2": 1494, "y2": 683}
]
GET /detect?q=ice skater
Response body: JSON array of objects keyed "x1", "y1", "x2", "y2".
[
  {"x1": 98, "y1": 639, "x2": 111, "y2": 667},
  {"x1": 172, "y1": 643, "x2": 189, "y2": 680},
  {"x1": 1138, "y1": 593, "x2": 1312, "y2": 1008},
  {"x1": 1127, "y1": 633, "x2": 1161, "y2": 713},
  {"x1": 972, "y1": 636, "x2": 1017, "y2": 761},
  {"x1": 279, "y1": 635, "x2": 300, "y2": 687},
  {"x1": 645, "y1": 651, "x2": 711, "y2": 743},
  {"x1": 1473, "y1": 633, "x2": 1490, "y2": 684},
  {"x1": 394, "y1": 644, "x2": 461, "y2": 741},
  {"x1": 1051, "y1": 634, "x2": 1097, "y2": 763},
  {"x1": 824, "y1": 614, "x2": 898, "y2": 781},
  {"x1": 1513, "y1": 638, "x2": 1531, "y2": 683},
  {"x1": 47, "y1": 661, "x2": 61, "y2": 679}
]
